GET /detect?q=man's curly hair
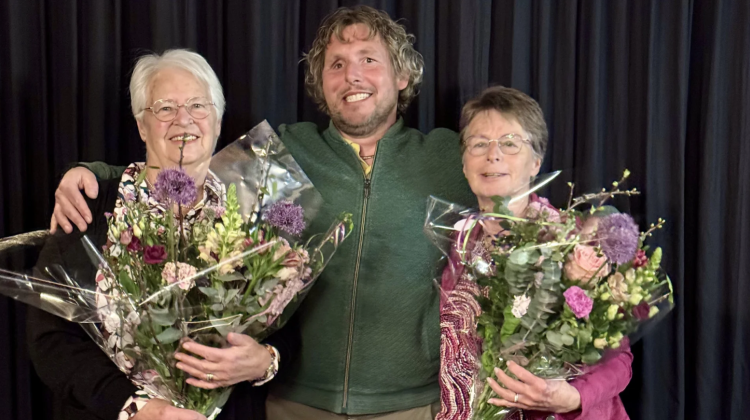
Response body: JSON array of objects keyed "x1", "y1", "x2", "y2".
[{"x1": 303, "y1": 6, "x2": 424, "y2": 115}]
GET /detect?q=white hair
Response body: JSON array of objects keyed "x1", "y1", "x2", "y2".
[{"x1": 130, "y1": 49, "x2": 225, "y2": 121}]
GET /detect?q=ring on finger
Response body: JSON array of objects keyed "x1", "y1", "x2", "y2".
[
  {"x1": 206, "y1": 373, "x2": 214, "y2": 383},
  {"x1": 514, "y1": 393, "x2": 520, "y2": 403}
]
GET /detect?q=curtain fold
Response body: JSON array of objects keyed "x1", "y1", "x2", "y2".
[{"x1": 0, "y1": 1, "x2": 747, "y2": 419}]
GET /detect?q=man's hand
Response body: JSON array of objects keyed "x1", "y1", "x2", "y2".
[
  {"x1": 132, "y1": 399, "x2": 207, "y2": 420},
  {"x1": 486, "y1": 361, "x2": 582, "y2": 414},
  {"x1": 174, "y1": 332, "x2": 273, "y2": 389},
  {"x1": 50, "y1": 167, "x2": 99, "y2": 234}
]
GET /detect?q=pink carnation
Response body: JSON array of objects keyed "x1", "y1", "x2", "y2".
[
  {"x1": 564, "y1": 286, "x2": 594, "y2": 319},
  {"x1": 161, "y1": 262, "x2": 198, "y2": 290}
]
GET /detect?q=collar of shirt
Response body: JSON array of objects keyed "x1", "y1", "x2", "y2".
[{"x1": 341, "y1": 137, "x2": 372, "y2": 176}]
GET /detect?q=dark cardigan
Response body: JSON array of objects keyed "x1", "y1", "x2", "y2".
[{"x1": 27, "y1": 178, "x2": 292, "y2": 420}]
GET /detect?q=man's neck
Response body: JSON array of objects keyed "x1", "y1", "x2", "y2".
[{"x1": 337, "y1": 114, "x2": 398, "y2": 157}]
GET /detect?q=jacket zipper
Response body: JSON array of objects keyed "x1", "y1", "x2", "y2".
[{"x1": 342, "y1": 151, "x2": 375, "y2": 410}]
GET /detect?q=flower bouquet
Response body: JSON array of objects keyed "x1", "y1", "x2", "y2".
[
  {"x1": 425, "y1": 170, "x2": 674, "y2": 419},
  {"x1": 0, "y1": 121, "x2": 352, "y2": 419}
]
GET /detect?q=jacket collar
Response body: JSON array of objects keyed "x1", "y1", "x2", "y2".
[{"x1": 325, "y1": 116, "x2": 406, "y2": 144}]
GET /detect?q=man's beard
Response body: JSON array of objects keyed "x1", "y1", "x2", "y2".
[{"x1": 330, "y1": 97, "x2": 396, "y2": 138}]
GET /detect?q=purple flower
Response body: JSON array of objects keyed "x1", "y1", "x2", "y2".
[
  {"x1": 127, "y1": 236, "x2": 143, "y2": 252},
  {"x1": 564, "y1": 286, "x2": 594, "y2": 319},
  {"x1": 596, "y1": 213, "x2": 640, "y2": 265},
  {"x1": 632, "y1": 301, "x2": 651, "y2": 320},
  {"x1": 153, "y1": 168, "x2": 197, "y2": 207},
  {"x1": 143, "y1": 245, "x2": 168, "y2": 264},
  {"x1": 262, "y1": 201, "x2": 306, "y2": 235}
]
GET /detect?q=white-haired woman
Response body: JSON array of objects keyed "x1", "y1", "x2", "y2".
[{"x1": 27, "y1": 50, "x2": 284, "y2": 420}]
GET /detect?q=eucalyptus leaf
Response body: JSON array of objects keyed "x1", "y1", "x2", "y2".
[
  {"x1": 560, "y1": 334, "x2": 575, "y2": 346},
  {"x1": 500, "y1": 306, "x2": 522, "y2": 343},
  {"x1": 546, "y1": 330, "x2": 563, "y2": 348},
  {"x1": 216, "y1": 272, "x2": 245, "y2": 282},
  {"x1": 582, "y1": 348, "x2": 602, "y2": 365},
  {"x1": 147, "y1": 307, "x2": 177, "y2": 326},
  {"x1": 199, "y1": 287, "x2": 218, "y2": 298},
  {"x1": 509, "y1": 249, "x2": 530, "y2": 266},
  {"x1": 210, "y1": 315, "x2": 236, "y2": 337},
  {"x1": 151, "y1": 327, "x2": 182, "y2": 345}
]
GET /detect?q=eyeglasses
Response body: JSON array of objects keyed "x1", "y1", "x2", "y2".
[
  {"x1": 143, "y1": 97, "x2": 215, "y2": 122},
  {"x1": 463, "y1": 133, "x2": 531, "y2": 157}
]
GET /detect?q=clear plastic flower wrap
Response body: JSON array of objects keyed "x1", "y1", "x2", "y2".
[
  {"x1": 425, "y1": 170, "x2": 674, "y2": 420},
  {"x1": 0, "y1": 120, "x2": 353, "y2": 419}
]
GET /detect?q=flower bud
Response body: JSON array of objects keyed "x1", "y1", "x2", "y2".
[
  {"x1": 133, "y1": 224, "x2": 142, "y2": 238},
  {"x1": 607, "y1": 304, "x2": 619, "y2": 320},
  {"x1": 649, "y1": 306, "x2": 660, "y2": 318},
  {"x1": 594, "y1": 338, "x2": 608, "y2": 349},
  {"x1": 608, "y1": 332, "x2": 624, "y2": 347},
  {"x1": 600, "y1": 292, "x2": 611, "y2": 301},
  {"x1": 629, "y1": 293, "x2": 644, "y2": 305}
]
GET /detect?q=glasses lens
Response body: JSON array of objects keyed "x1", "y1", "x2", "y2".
[
  {"x1": 151, "y1": 100, "x2": 177, "y2": 122},
  {"x1": 467, "y1": 137, "x2": 491, "y2": 156},
  {"x1": 186, "y1": 98, "x2": 211, "y2": 119},
  {"x1": 498, "y1": 136, "x2": 522, "y2": 155}
]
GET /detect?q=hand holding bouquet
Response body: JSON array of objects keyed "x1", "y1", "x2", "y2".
[
  {"x1": 426, "y1": 170, "x2": 674, "y2": 419},
  {"x1": 0, "y1": 122, "x2": 352, "y2": 419}
]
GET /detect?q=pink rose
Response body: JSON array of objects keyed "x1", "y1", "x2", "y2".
[
  {"x1": 526, "y1": 198, "x2": 561, "y2": 223},
  {"x1": 564, "y1": 244, "x2": 610, "y2": 286},
  {"x1": 144, "y1": 245, "x2": 168, "y2": 264}
]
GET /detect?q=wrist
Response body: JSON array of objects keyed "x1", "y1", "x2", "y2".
[
  {"x1": 251, "y1": 344, "x2": 279, "y2": 386},
  {"x1": 565, "y1": 387, "x2": 582, "y2": 413}
]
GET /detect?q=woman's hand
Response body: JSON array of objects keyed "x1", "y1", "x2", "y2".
[
  {"x1": 486, "y1": 361, "x2": 582, "y2": 414},
  {"x1": 50, "y1": 167, "x2": 99, "y2": 234},
  {"x1": 133, "y1": 399, "x2": 207, "y2": 420},
  {"x1": 174, "y1": 332, "x2": 272, "y2": 389}
]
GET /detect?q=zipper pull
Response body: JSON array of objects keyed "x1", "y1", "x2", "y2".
[{"x1": 364, "y1": 178, "x2": 371, "y2": 198}]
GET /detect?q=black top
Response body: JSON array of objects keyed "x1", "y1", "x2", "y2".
[{"x1": 27, "y1": 178, "x2": 295, "y2": 420}]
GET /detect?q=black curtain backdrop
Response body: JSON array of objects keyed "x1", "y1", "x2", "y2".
[{"x1": 0, "y1": 1, "x2": 748, "y2": 419}]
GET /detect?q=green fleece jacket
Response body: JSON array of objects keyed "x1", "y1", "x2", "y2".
[{"x1": 82, "y1": 118, "x2": 475, "y2": 414}]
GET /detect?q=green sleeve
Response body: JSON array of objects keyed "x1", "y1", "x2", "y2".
[{"x1": 78, "y1": 162, "x2": 126, "y2": 180}]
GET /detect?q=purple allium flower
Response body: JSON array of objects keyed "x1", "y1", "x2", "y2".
[
  {"x1": 596, "y1": 213, "x2": 640, "y2": 265},
  {"x1": 564, "y1": 286, "x2": 594, "y2": 319},
  {"x1": 262, "y1": 201, "x2": 306, "y2": 235},
  {"x1": 153, "y1": 168, "x2": 197, "y2": 207}
]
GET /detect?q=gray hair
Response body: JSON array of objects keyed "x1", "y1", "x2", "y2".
[
  {"x1": 130, "y1": 49, "x2": 225, "y2": 121},
  {"x1": 459, "y1": 86, "x2": 548, "y2": 162}
]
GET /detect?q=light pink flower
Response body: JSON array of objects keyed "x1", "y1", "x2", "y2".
[
  {"x1": 283, "y1": 249, "x2": 309, "y2": 267},
  {"x1": 526, "y1": 199, "x2": 561, "y2": 223},
  {"x1": 119, "y1": 229, "x2": 133, "y2": 246},
  {"x1": 564, "y1": 245, "x2": 610, "y2": 286},
  {"x1": 161, "y1": 262, "x2": 198, "y2": 290}
]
